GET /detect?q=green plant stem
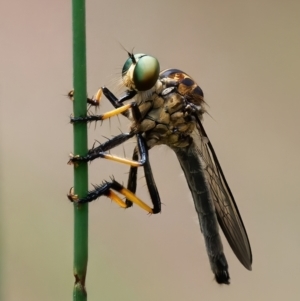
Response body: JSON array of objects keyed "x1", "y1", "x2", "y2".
[{"x1": 72, "y1": 0, "x2": 88, "y2": 300}]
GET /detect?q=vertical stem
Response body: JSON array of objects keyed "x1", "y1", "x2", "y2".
[{"x1": 72, "y1": 0, "x2": 88, "y2": 300}]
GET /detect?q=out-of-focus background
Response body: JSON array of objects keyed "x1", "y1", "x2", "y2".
[{"x1": 1, "y1": 1, "x2": 300, "y2": 300}]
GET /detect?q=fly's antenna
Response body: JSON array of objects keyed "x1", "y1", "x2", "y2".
[
  {"x1": 130, "y1": 47, "x2": 136, "y2": 63},
  {"x1": 118, "y1": 41, "x2": 128, "y2": 53},
  {"x1": 129, "y1": 53, "x2": 136, "y2": 64},
  {"x1": 118, "y1": 42, "x2": 136, "y2": 64}
]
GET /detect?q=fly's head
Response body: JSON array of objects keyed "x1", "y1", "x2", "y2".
[{"x1": 122, "y1": 53, "x2": 160, "y2": 92}]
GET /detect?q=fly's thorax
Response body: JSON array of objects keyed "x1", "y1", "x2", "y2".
[
  {"x1": 133, "y1": 89, "x2": 197, "y2": 149},
  {"x1": 127, "y1": 79, "x2": 166, "y2": 123},
  {"x1": 133, "y1": 79, "x2": 164, "y2": 106}
]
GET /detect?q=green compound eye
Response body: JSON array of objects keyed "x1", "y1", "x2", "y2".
[
  {"x1": 122, "y1": 54, "x2": 160, "y2": 91},
  {"x1": 133, "y1": 55, "x2": 160, "y2": 91}
]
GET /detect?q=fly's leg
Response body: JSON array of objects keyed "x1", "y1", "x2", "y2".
[
  {"x1": 69, "y1": 87, "x2": 140, "y2": 123},
  {"x1": 68, "y1": 179, "x2": 153, "y2": 214},
  {"x1": 102, "y1": 87, "x2": 137, "y2": 107},
  {"x1": 68, "y1": 131, "x2": 145, "y2": 168},
  {"x1": 70, "y1": 102, "x2": 134, "y2": 123},
  {"x1": 68, "y1": 87, "x2": 137, "y2": 109},
  {"x1": 68, "y1": 87, "x2": 161, "y2": 213},
  {"x1": 68, "y1": 132, "x2": 161, "y2": 214},
  {"x1": 125, "y1": 135, "x2": 161, "y2": 214},
  {"x1": 68, "y1": 89, "x2": 102, "y2": 108},
  {"x1": 68, "y1": 132, "x2": 136, "y2": 165},
  {"x1": 68, "y1": 133, "x2": 160, "y2": 214},
  {"x1": 141, "y1": 145, "x2": 161, "y2": 213},
  {"x1": 125, "y1": 146, "x2": 138, "y2": 208},
  {"x1": 69, "y1": 100, "x2": 143, "y2": 165},
  {"x1": 102, "y1": 87, "x2": 142, "y2": 121}
]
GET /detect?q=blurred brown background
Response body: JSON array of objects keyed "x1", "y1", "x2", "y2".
[{"x1": 1, "y1": 1, "x2": 300, "y2": 300}]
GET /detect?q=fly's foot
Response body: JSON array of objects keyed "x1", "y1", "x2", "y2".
[
  {"x1": 68, "y1": 90, "x2": 74, "y2": 101},
  {"x1": 87, "y1": 89, "x2": 102, "y2": 107},
  {"x1": 68, "y1": 89, "x2": 102, "y2": 108},
  {"x1": 68, "y1": 152, "x2": 95, "y2": 165},
  {"x1": 68, "y1": 153, "x2": 91, "y2": 165},
  {"x1": 67, "y1": 187, "x2": 79, "y2": 202},
  {"x1": 70, "y1": 113, "x2": 104, "y2": 124},
  {"x1": 68, "y1": 153, "x2": 78, "y2": 166}
]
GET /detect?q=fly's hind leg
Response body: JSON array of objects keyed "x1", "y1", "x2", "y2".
[
  {"x1": 68, "y1": 135, "x2": 161, "y2": 214},
  {"x1": 68, "y1": 132, "x2": 161, "y2": 214},
  {"x1": 68, "y1": 179, "x2": 153, "y2": 214},
  {"x1": 125, "y1": 134, "x2": 161, "y2": 214}
]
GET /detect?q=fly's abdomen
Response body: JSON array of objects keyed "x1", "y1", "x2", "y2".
[{"x1": 172, "y1": 142, "x2": 230, "y2": 284}]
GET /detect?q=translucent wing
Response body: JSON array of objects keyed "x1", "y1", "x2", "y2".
[{"x1": 193, "y1": 115, "x2": 252, "y2": 270}]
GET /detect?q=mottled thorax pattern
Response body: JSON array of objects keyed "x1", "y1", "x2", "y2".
[{"x1": 129, "y1": 79, "x2": 205, "y2": 149}]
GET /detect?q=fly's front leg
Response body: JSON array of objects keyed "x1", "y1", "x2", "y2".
[
  {"x1": 69, "y1": 86, "x2": 139, "y2": 123},
  {"x1": 69, "y1": 90, "x2": 144, "y2": 164},
  {"x1": 68, "y1": 86, "x2": 144, "y2": 166},
  {"x1": 70, "y1": 102, "x2": 134, "y2": 123},
  {"x1": 68, "y1": 86, "x2": 136, "y2": 108},
  {"x1": 68, "y1": 179, "x2": 153, "y2": 214},
  {"x1": 102, "y1": 87, "x2": 137, "y2": 109},
  {"x1": 68, "y1": 89, "x2": 102, "y2": 108}
]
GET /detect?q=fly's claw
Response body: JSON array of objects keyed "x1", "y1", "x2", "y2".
[
  {"x1": 67, "y1": 187, "x2": 79, "y2": 202},
  {"x1": 68, "y1": 90, "x2": 74, "y2": 101},
  {"x1": 68, "y1": 152, "x2": 94, "y2": 165},
  {"x1": 68, "y1": 153, "x2": 80, "y2": 166},
  {"x1": 87, "y1": 88, "x2": 102, "y2": 107}
]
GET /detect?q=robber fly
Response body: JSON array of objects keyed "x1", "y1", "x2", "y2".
[{"x1": 68, "y1": 52, "x2": 252, "y2": 284}]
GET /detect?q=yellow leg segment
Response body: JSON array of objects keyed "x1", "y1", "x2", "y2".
[
  {"x1": 106, "y1": 187, "x2": 153, "y2": 213},
  {"x1": 102, "y1": 154, "x2": 142, "y2": 167},
  {"x1": 118, "y1": 187, "x2": 153, "y2": 213},
  {"x1": 100, "y1": 103, "x2": 132, "y2": 120},
  {"x1": 106, "y1": 190, "x2": 128, "y2": 208}
]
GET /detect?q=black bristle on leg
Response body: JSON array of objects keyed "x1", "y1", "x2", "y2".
[
  {"x1": 87, "y1": 97, "x2": 99, "y2": 107},
  {"x1": 69, "y1": 132, "x2": 135, "y2": 164},
  {"x1": 76, "y1": 181, "x2": 113, "y2": 204}
]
